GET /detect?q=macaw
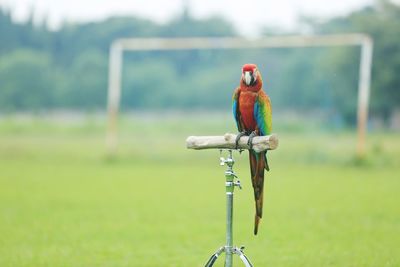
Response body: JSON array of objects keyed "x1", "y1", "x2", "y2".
[{"x1": 232, "y1": 63, "x2": 272, "y2": 235}]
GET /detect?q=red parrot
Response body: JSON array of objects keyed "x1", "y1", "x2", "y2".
[{"x1": 232, "y1": 63, "x2": 272, "y2": 235}]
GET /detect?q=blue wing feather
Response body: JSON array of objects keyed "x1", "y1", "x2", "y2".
[
  {"x1": 232, "y1": 88, "x2": 242, "y2": 132},
  {"x1": 233, "y1": 99, "x2": 239, "y2": 129}
]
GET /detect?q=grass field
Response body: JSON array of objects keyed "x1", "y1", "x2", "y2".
[{"x1": 0, "y1": 113, "x2": 399, "y2": 267}]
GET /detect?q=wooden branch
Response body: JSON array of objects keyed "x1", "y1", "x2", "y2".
[{"x1": 186, "y1": 133, "x2": 279, "y2": 153}]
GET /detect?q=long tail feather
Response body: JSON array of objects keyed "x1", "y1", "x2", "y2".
[
  {"x1": 265, "y1": 151, "x2": 270, "y2": 171},
  {"x1": 249, "y1": 150, "x2": 265, "y2": 235}
]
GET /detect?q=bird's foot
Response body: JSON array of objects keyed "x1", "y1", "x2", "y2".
[
  {"x1": 235, "y1": 131, "x2": 247, "y2": 149},
  {"x1": 247, "y1": 131, "x2": 258, "y2": 150}
]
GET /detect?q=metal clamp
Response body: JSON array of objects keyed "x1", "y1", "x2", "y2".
[
  {"x1": 220, "y1": 157, "x2": 234, "y2": 167},
  {"x1": 219, "y1": 149, "x2": 235, "y2": 167},
  {"x1": 234, "y1": 180, "x2": 242, "y2": 189}
]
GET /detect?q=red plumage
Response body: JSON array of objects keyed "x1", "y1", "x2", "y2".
[
  {"x1": 238, "y1": 91, "x2": 258, "y2": 130},
  {"x1": 233, "y1": 63, "x2": 271, "y2": 235},
  {"x1": 242, "y1": 63, "x2": 257, "y2": 72}
]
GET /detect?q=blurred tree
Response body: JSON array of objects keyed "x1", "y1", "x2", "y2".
[
  {"x1": 0, "y1": 49, "x2": 55, "y2": 111},
  {"x1": 304, "y1": 0, "x2": 400, "y2": 122},
  {"x1": 121, "y1": 59, "x2": 178, "y2": 109},
  {"x1": 0, "y1": 1, "x2": 398, "y2": 123},
  {"x1": 63, "y1": 49, "x2": 108, "y2": 109},
  {"x1": 52, "y1": 16, "x2": 160, "y2": 66}
]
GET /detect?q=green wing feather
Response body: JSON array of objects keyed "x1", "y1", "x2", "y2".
[{"x1": 254, "y1": 90, "x2": 272, "y2": 136}]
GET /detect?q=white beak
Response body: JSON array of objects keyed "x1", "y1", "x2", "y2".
[{"x1": 244, "y1": 71, "x2": 252, "y2": 85}]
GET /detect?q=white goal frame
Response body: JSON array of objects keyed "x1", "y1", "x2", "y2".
[{"x1": 107, "y1": 35, "x2": 373, "y2": 156}]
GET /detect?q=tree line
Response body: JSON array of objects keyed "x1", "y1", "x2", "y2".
[{"x1": 0, "y1": 1, "x2": 399, "y2": 125}]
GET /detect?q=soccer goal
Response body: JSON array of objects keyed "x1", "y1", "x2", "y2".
[{"x1": 106, "y1": 35, "x2": 373, "y2": 156}]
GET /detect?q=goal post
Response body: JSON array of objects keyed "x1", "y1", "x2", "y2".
[{"x1": 107, "y1": 34, "x2": 373, "y2": 156}]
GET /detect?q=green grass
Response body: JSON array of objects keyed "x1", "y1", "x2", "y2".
[{"x1": 0, "y1": 114, "x2": 399, "y2": 267}]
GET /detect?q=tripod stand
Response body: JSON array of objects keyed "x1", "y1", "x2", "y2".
[{"x1": 204, "y1": 149, "x2": 253, "y2": 267}]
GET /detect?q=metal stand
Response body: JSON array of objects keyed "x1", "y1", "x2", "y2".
[{"x1": 204, "y1": 150, "x2": 254, "y2": 267}]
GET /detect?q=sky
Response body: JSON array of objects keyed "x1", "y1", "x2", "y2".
[{"x1": 1, "y1": 0, "x2": 378, "y2": 36}]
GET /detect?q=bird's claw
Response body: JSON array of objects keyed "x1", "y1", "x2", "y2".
[
  {"x1": 235, "y1": 131, "x2": 247, "y2": 149},
  {"x1": 247, "y1": 131, "x2": 257, "y2": 150}
]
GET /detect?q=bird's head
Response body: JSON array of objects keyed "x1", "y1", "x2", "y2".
[{"x1": 241, "y1": 64, "x2": 262, "y2": 90}]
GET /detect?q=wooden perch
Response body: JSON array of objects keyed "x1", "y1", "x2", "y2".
[{"x1": 186, "y1": 133, "x2": 279, "y2": 153}]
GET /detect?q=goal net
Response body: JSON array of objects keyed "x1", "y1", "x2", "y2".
[{"x1": 106, "y1": 35, "x2": 373, "y2": 156}]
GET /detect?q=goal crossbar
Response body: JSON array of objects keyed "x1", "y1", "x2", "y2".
[{"x1": 107, "y1": 34, "x2": 373, "y2": 156}]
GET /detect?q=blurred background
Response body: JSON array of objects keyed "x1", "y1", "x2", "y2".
[{"x1": 0, "y1": 0, "x2": 399, "y2": 266}]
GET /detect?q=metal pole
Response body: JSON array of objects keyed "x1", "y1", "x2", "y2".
[
  {"x1": 106, "y1": 42, "x2": 123, "y2": 156},
  {"x1": 356, "y1": 36, "x2": 374, "y2": 158},
  {"x1": 225, "y1": 193, "x2": 233, "y2": 266},
  {"x1": 224, "y1": 150, "x2": 235, "y2": 267},
  {"x1": 204, "y1": 150, "x2": 252, "y2": 267}
]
